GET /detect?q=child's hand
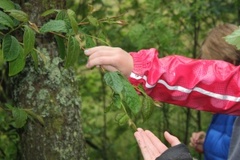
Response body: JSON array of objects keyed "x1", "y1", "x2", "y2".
[
  {"x1": 189, "y1": 131, "x2": 205, "y2": 153},
  {"x1": 134, "y1": 128, "x2": 181, "y2": 160},
  {"x1": 84, "y1": 46, "x2": 133, "y2": 77}
]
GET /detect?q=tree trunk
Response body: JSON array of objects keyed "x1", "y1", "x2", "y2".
[{"x1": 11, "y1": 0, "x2": 87, "y2": 159}]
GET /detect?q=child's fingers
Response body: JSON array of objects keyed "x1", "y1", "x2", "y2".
[
  {"x1": 164, "y1": 131, "x2": 181, "y2": 147},
  {"x1": 145, "y1": 130, "x2": 168, "y2": 154}
]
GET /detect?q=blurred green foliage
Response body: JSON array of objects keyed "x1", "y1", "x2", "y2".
[{"x1": 0, "y1": 106, "x2": 19, "y2": 160}]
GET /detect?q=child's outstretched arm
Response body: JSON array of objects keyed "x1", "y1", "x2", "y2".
[{"x1": 85, "y1": 46, "x2": 240, "y2": 115}]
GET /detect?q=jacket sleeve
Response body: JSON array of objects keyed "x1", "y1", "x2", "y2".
[
  {"x1": 155, "y1": 144, "x2": 192, "y2": 160},
  {"x1": 129, "y1": 48, "x2": 240, "y2": 115}
]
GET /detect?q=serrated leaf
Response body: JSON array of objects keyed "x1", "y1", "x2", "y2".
[
  {"x1": 56, "y1": 10, "x2": 68, "y2": 20},
  {"x1": 225, "y1": 28, "x2": 240, "y2": 50},
  {"x1": 106, "y1": 94, "x2": 120, "y2": 113},
  {"x1": 67, "y1": 9, "x2": 78, "y2": 34},
  {"x1": 0, "y1": 0, "x2": 15, "y2": 10},
  {"x1": 104, "y1": 72, "x2": 123, "y2": 94},
  {"x1": 66, "y1": 9, "x2": 76, "y2": 18},
  {"x1": 0, "y1": 11, "x2": 14, "y2": 28},
  {"x1": 115, "y1": 112, "x2": 129, "y2": 126},
  {"x1": 7, "y1": 9, "x2": 29, "y2": 22},
  {"x1": 121, "y1": 77, "x2": 141, "y2": 114},
  {"x1": 141, "y1": 96, "x2": 154, "y2": 121},
  {"x1": 3, "y1": 35, "x2": 20, "y2": 61},
  {"x1": 55, "y1": 35, "x2": 66, "y2": 59},
  {"x1": 65, "y1": 36, "x2": 80, "y2": 68},
  {"x1": 110, "y1": 93, "x2": 121, "y2": 110},
  {"x1": 87, "y1": 15, "x2": 99, "y2": 27},
  {"x1": 55, "y1": 10, "x2": 71, "y2": 29},
  {"x1": 23, "y1": 25, "x2": 35, "y2": 56},
  {"x1": 8, "y1": 47, "x2": 25, "y2": 76},
  {"x1": 12, "y1": 108, "x2": 28, "y2": 128},
  {"x1": 39, "y1": 20, "x2": 68, "y2": 33}
]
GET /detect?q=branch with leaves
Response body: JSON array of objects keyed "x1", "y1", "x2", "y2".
[{"x1": 0, "y1": 0, "x2": 163, "y2": 133}]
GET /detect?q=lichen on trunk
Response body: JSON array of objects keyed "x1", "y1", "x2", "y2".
[
  {"x1": 9, "y1": 0, "x2": 88, "y2": 159},
  {"x1": 11, "y1": 54, "x2": 87, "y2": 160}
]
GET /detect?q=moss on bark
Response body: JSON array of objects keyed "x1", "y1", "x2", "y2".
[{"x1": 11, "y1": 55, "x2": 87, "y2": 160}]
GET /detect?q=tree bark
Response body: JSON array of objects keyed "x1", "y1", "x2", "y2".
[{"x1": 11, "y1": 0, "x2": 87, "y2": 159}]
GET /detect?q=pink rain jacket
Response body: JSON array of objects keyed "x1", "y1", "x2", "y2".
[{"x1": 128, "y1": 48, "x2": 240, "y2": 115}]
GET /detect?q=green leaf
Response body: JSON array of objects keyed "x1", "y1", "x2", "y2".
[
  {"x1": 0, "y1": 0, "x2": 15, "y2": 10},
  {"x1": 65, "y1": 36, "x2": 80, "y2": 68},
  {"x1": 115, "y1": 112, "x2": 129, "y2": 126},
  {"x1": 0, "y1": 11, "x2": 14, "y2": 28},
  {"x1": 121, "y1": 77, "x2": 141, "y2": 114},
  {"x1": 23, "y1": 25, "x2": 35, "y2": 56},
  {"x1": 8, "y1": 47, "x2": 25, "y2": 76},
  {"x1": 0, "y1": 49, "x2": 5, "y2": 69},
  {"x1": 67, "y1": 9, "x2": 78, "y2": 34},
  {"x1": 30, "y1": 50, "x2": 38, "y2": 69},
  {"x1": 55, "y1": 10, "x2": 71, "y2": 29},
  {"x1": 55, "y1": 35, "x2": 66, "y2": 59},
  {"x1": 104, "y1": 72, "x2": 123, "y2": 94},
  {"x1": 7, "y1": 9, "x2": 29, "y2": 22},
  {"x1": 41, "y1": 9, "x2": 60, "y2": 17},
  {"x1": 225, "y1": 28, "x2": 240, "y2": 50},
  {"x1": 56, "y1": 10, "x2": 68, "y2": 20},
  {"x1": 39, "y1": 20, "x2": 68, "y2": 33},
  {"x1": 87, "y1": 15, "x2": 99, "y2": 27},
  {"x1": 3, "y1": 35, "x2": 20, "y2": 61},
  {"x1": 141, "y1": 96, "x2": 154, "y2": 121},
  {"x1": 110, "y1": 93, "x2": 122, "y2": 110},
  {"x1": 12, "y1": 108, "x2": 28, "y2": 128}
]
